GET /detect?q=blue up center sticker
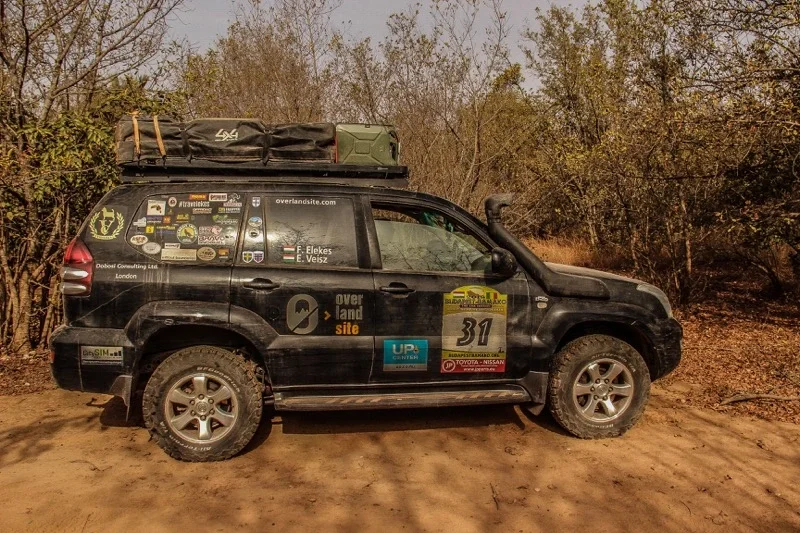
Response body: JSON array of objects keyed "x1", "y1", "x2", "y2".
[{"x1": 383, "y1": 339, "x2": 428, "y2": 371}]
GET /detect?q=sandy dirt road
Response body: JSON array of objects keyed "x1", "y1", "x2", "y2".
[{"x1": 1, "y1": 385, "x2": 798, "y2": 533}]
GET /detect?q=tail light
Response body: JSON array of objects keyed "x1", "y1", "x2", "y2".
[{"x1": 61, "y1": 237, "x2": 93, "y2": 295}]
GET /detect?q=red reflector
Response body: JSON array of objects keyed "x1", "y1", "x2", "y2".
[
  {"x1": 63, "y1": 237, "x2": 94, "y2": 293},
  {"x1": 64, "y1": 237, "x2": 93, "y2": 265}
]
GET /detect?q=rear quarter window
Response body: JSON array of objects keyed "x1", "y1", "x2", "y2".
[{"x1": 126, "y1": 192, "x2": 243, "y2": 262}]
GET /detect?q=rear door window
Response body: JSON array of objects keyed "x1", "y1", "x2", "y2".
[
  {"x1": 263, "y1": 196, "x2": 358, "y2": 268},
  {"x1": 127, "y1": 192, "x2": 244, "y2": 262}
]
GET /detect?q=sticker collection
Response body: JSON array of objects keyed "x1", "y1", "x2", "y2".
[{"x1": 125, "y1": 192, "x2": 241, "y2": 262}]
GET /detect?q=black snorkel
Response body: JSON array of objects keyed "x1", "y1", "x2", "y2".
[{"x1": 485, "y1": 194, "x2": 610, "y2": 299}]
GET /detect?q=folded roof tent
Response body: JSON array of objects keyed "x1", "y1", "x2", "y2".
[{"x1": 115, "y1": 115, "x2": 408, "y2": 187}]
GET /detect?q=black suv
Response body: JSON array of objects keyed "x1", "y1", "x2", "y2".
[{"x1": 51, "y1": 150, "x2": 681, "y2": 462}]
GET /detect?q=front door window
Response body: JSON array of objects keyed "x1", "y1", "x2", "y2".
[{"x1": 372, "y1": 207, "x2": 491, "y2": 273}]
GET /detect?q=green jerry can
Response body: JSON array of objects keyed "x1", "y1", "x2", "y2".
[{"x1": 336, "y1": 124, "x2": 399, "y2": 166}]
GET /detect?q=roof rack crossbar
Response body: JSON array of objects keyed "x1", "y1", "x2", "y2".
[{"x1": 120, "y1": 161, "x2": 410, "y2": 187}]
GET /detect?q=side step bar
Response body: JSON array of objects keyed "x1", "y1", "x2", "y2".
[{"x1": 273, "y1": 386, "x2": 531, "y2": 411}]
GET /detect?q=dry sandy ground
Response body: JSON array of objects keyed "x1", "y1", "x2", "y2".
[{"x1": 1, "y1": 385, "x2": 798, "y2": 533}]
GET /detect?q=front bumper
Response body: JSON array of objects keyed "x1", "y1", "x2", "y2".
[{"x1": 651, "y1": 317, "x2": 683, "y2": 379}]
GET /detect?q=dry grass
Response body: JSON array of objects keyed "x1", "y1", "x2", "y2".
[
  {"x1": 522, "y1": 237, "x2": 628, "y2": 271},
  {"x1": 522, "y1": 237, "x2": 595, "y2": 266}
]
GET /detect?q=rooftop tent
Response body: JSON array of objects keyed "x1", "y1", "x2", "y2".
[
  {"x1": 268, "y1": 123, "x2": 336, "y2": 162},
  {"x1": 114, "y1": 115, "x2": 408, "y2": 187},
  {"x1": 184, "y1": 118, "x2": 268, "y2": 162}
]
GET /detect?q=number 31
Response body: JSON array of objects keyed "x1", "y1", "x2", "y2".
[{"x1": 456, "y1": 317, "x2": 492, "y2": 346}]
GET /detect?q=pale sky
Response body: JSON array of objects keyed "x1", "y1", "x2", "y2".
[{"x1": 168, "y1": 0, "x2": 582, "y2": 69}]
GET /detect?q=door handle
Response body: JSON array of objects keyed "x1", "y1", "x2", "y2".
[
  {"x1": 243, "y1": 278, "x2": 281, "y2": 291},
  {"x1": 380, "y1": 283, "x2": 415, "y2": 295}
]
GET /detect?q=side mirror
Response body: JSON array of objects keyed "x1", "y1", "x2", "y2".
[{"x1": 491, "y1": 247, "x2": 517, "y2": 278}]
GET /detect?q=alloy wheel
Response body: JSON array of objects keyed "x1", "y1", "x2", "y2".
[
  {"x1": 164, "y1": 373, "x2": 238, "y2": 443},
  {"x1": 572, "y1": 358, "x2": 634, "y2": 422}
]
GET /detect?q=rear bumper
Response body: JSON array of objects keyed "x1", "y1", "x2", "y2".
[
  {"x1": 651, "y1": 318, "x2": 682, "y2": 379},
  {"x1": 49, "y1": 325, "x2": 135, "y2": 398}
]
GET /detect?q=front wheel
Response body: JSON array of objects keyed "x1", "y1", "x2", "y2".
[
  {"x1": 142, "y1": 345, "x2": 264, "y2": 461},
  {"x1": 548, "y1": 335, "x2": 650, "y2": 438}
]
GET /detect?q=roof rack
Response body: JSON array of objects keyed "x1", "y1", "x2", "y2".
[{"x1": 120, "y1": 161, "x2": 410, "y2": 188}]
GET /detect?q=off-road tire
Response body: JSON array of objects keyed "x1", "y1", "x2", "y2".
[
  {"x1": 143, "y1": 345, "x2": 263, "y2": 461},
  {"x1": 548, "y1": 335, "x2": 650, "y2": 439}
]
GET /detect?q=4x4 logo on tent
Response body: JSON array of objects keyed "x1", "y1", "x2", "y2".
[{"x1": 215, "y1": 129, "x2": 238, "y2": 142}]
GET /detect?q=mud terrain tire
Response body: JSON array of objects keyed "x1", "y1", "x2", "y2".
[
  {"x1": 548, "y1": 335, "x2": 650, "y2": 439},
  {"x1": 143, "y1": 345, "x2": 263, "y2": 461}
]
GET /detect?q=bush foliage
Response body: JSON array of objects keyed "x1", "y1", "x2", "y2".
[{"x1": 1, "y1": 0, "x2": 798, "y2": 354}]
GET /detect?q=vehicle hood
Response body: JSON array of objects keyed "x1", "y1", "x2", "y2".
[
  {"x1": 544, "y1": 262, "x2": 671, "y2": 319},
  {"x1": 545, "y1": 263, "x2": 644, "y2": 285}
]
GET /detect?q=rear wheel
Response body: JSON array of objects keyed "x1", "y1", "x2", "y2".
[
  {"x1": 142, "y1": 345, "x2": 263, "y2": 461},
  {"x1": 548, "y1": 335, "x2": 650, "y2": 438}
]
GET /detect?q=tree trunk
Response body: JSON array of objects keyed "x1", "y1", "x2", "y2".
[
  {"x1": 678, "y1": 189, "x2": 693, "y2": 304},
  {"x1": 39, "y1": 273, "x2": 61, "y2": 348},
  {"x1": 10, "y1": 270, "x2": 33, "y2": 354},
  {"x1": 629, "y1": 230, "x2": 641, "y2": 272},
  {"x1": 586, "y1": 215, "x2": 600, "y2": 248}
]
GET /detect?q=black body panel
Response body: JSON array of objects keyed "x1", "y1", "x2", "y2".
[{"x1": 50, "y1": 180, "x2": 682, "y2": 410}]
